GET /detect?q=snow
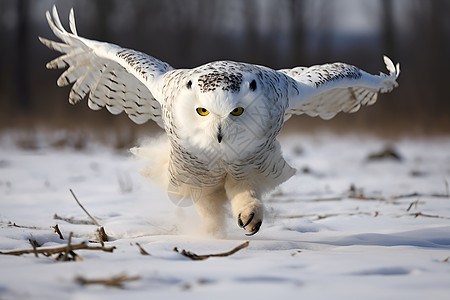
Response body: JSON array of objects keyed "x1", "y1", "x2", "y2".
[{"x1": 1, "y1": 132, "x2": 450, "y2": 299}]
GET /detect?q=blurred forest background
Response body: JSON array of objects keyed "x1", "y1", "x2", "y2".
[{"x1": 0, "y1": 0, "x2": 449, "y2": 147}]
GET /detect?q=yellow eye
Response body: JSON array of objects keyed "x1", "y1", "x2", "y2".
[
  {"x1": 230, "y1": 107, "x2": 244, "y2": 116},
  {"x1": 196, "y1": 107, "x2": 210, "y2": 116}
]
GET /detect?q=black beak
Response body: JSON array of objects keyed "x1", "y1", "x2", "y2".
[{"x1": 217, "y1": 125, "x2": 223, "y2": 143}]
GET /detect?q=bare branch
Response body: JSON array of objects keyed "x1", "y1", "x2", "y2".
[{"x1": 173, "y1": 241, "x2": 249, "y2": 260}]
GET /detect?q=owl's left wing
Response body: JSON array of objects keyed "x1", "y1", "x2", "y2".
[{"x1": 280, "y1": 56, "x2": 400, "y2": 120}]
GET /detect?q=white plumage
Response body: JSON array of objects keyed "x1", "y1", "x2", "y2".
[{"x1": 40, "y1": 6, "x2": 400, "y2": 236}]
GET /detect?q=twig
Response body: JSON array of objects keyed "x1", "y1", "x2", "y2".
[
  {"x1": 29, "y1": 238, "x2": 40, "y2": 258},
  {"x1": 53, "y1": 214, "x2": 96, "y2": 225},
  {"x1": 135, "y1": 242, "x2": 151, "y2": 256},
  {"x1": 408, "y1": 212, "x2": 449, "y2": 219},
  {"x1": 62, "y1": 232, "x2": 73, "y2": 261},
  {"x1": 55, "y1": 234, "x2": 82, "y2": 261},
  {"x1": 75, "y1": 273, "x2": 141, "y2": 288},
  {"x1": 69, "y1": 189, "x2": 100, "y2": 226},
  {"x1": 173, "y1": 241, "x2": 249, "y2": 261},
  {"x1": 0, "y1": 242, "x2": 115, "y2": 256},
  {"x1": 96, "y1": 227, "x2": 109, "y2": 244},
  {"x1": 406, "y1": 200, "x2": 420, "y2": 212},
  {"x1": 392, "y1": 192, "x2": 449, "y2": 199},
  {"x1": 281, "y1": 211, "x2": 450, "y2": 220},
  {"x1": 69, "y1": 189, "x2": 109, "y2": 243},
  {"x1": 52, "y1": 224, "x2": 64, "y2": 240},
  {"x1": 349, "y1": 194, "x2": 385, "y2": 201},
  {"x1": 8, "y1": 222, "x2": 40, "y2": 229}
]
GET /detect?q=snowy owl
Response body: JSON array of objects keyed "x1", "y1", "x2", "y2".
[{"x1": 40, "y1": 7, "x2": 400, "y2": 236}]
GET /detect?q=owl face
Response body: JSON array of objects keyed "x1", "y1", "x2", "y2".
[{"x1": 172, "y1": 68, "x2": 280, "y2": 162}]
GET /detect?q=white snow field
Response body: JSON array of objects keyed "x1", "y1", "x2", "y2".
[{"x1": 1, "y1": 132, "x2": 449, "y2": 299}]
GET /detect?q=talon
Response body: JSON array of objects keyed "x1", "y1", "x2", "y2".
[
  {"x1": 245, "y1": 220, "x2": 262, "y2": 236},
  {"x1": 238, "y1": 213, "x2": 244, "y2": 227},
  {"x1": 242, "y1": 212, "x2": 254, "y2": 228}
]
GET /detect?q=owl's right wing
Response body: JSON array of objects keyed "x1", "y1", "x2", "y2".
[{"x1": 39, "y1": 6, "x2": 174, "y2": 127}]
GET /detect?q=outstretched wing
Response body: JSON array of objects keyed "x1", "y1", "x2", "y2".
[
  {"x1": 281, "y1": 56, "x2": 400, "y2": 120},
  {"x1": 39, "y1": 6, "x2": 174, "y2": 127}
]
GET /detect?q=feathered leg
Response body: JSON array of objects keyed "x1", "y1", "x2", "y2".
[
  {"x1": 225, "y1": 176, "x2": 263, "y2": 235},
  {"x1": 192, "y1": 185, "x2": 228, "y2": 237}
]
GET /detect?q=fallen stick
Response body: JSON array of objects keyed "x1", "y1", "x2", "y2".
[
  {"x1": 75, "y1": 273, "x2": 140, "y2": 288},
  {"x1": 0, "y1": 242, "x2": 115, "y2": 256},
  {"x1": 173, "y1": 241, "x2": 249, "y2": 261}
]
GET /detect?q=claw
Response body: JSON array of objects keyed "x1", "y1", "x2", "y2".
[
  {"x1": 238, "y1": 212, "x2": 255, "y2": 228},
  {"x1": 243, "y1": 212, "x2": 254, "y2": 228},
  {"x1": 238, "y1": 213, "x2": 244, "y2": 227},
  {"x1": 245, "y1": 220, "x2": 262, "y2": 236}
]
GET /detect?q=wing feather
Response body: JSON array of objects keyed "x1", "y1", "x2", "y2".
[
  {"x1": 282, "y1": 57, "x2": 400, "y2": 120},
  {"x1": 39, "y1": 5, "x2": 173, "y2": 128},
  {"x1": 46, "y1": 51, "x2": 89, "y2": 69},
  {"x1": 40, "y1": 37, "x2": 73, "y2": 54},
  {"x1": 57, "y1": 62, "x2": 91, "y2": 87}
]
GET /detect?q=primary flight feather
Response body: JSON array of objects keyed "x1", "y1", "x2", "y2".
[{"x1": 40, "y1": 6, "x2": 400, "y2": 236}]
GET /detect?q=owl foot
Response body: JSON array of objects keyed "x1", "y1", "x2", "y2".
[{"x1": 237, "y1": 210, "x2": 262, "y2": 236}]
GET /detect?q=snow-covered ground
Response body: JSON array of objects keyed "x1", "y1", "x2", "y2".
[{"x1": 1, "y1": 132, "x2": 449, "y2": 299}]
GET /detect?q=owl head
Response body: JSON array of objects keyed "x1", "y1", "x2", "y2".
[{"x1": 170, "y1": 62, "x2": 284, "y2": 162}]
